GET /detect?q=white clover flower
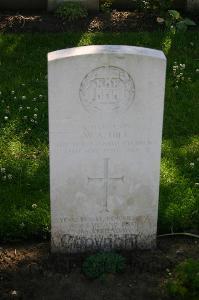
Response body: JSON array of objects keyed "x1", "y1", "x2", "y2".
[
  {"x1": 34, "y1": 121, "x2": 38, "y2": 124},
  {"x1": 2, "y1": 175, "x2": 7, "y2": 180},
  {"x1": 26, "y1": 106, "x2": 30, "y2": 110},
  {"x1": 39, "y1": 94, "x2": 43, "y2": 98},
  {"x1": 4, "y1": 116, "x2": 8, "y2": 120},
  {"x1": 195, "y1": 183, "x2": 199, "y2": 187},
  {"x1": 33, "y1": 114, "x2": 37, "y2": 119},
  {"x1": 196, "y1": 69, "x2": 199, "y2": 73},
  {"x1": 11, "y1": 91, "x2": 15, "y2": 94},
  {"x1": 33, "y1": 98, "x2": 37, "y2": 101},
  {"x1": 20, "y1": 222, "x2": 25, "y2": 228},
  {"x1": 19, "y1": 106, "x2": 23, "y2": 111},
  {"x1": 7, "y1": 174, "x2": 13, "y2": 180},
  {"x1": 1, "y1": 168, "x2": 6, "y2": 173},
  {"x1": 190, "y1": 162, "x2": 195, "y2": 167},
  {"x1": 11, "y1": 291, "x2": 17, "y2": 296},
  {"x1": 30, "y1": 119, "x2": 34, "y2": 123},
  {"x1": 14, "y1": 96, "x2": 17, "y2": 100},
  {"x1": 180, "y1": 64, "x2": 185, "y2": 69},
  {"x1": 21, "y1": 83, "x2": 25, "y2": 86},
  {"x1": 175, "y1": 86, "x2": 179, "y2": 89},
  {"x1": 32, "y1": 203, "x2": 37, "y2": 209},
  {"x1": 22, "y1": 96, "x2": 26, "y2": 100},
  {"x1": 23, "y1": 116, "x2": 28, "y2": 120},
  {"x1": 0, "y1": 91, "x2": 2, "y2": 95},
  {"x1": 34, "y1": 108, "x2": 38, "y2": 112}
]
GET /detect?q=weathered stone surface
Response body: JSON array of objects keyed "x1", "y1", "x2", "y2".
[
  {"x1": 187, "y1": 0, "x2": 199, "y2": 12},
  {"x1": 48, "y1": 0, "x2": 99, "y2": 11},
  {"x1": 48, "y1": 45, "x2": 166, "y2": 253}
]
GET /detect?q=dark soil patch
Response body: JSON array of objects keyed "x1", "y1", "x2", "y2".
[
  {"x1": 0, "y1": 237, "x2": 198, "y2": 299},
  {"x1": 1, "y1": 10, "x2": 198, "y2": 33},
  {"x1": 0, "y1": 11, "x2": 165, "y2": 33}
]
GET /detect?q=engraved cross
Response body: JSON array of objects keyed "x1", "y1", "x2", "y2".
[{"x1": 88, "y1": 158, "x2": 124, "y2": 212}]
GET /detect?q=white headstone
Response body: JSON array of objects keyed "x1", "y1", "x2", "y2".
[
  {"x1": 48, "y1": 0, "x2": 99, "y2": 11},
  {"x1": 48, "y1": 45, "x2": 166, "y2": 253}
]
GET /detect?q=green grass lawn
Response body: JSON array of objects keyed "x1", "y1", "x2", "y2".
[{"x1": 0, "y1": 31, "x2": 198, "y2": 241}]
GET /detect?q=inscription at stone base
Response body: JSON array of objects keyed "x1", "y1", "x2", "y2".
[
  {"x1": 52, "y1": 215, "x2": 157, "y2": 252},
  {"x1": 57, "y1": 234, "x2": 156, "y2": 252}
]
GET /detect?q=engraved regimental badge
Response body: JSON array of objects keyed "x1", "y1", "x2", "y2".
[{"x1": 79, "y1": 66, "x2": 135, "y2": 113}]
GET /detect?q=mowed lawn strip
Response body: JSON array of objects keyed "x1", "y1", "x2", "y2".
[{"x1": 0, "y1": 31, "x2": 198, "y2": 240}]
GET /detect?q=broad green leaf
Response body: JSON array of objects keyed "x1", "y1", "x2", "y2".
[
  {"x1": 176, "y1": 21, "x2": 187, "y2": 32},
  {"x1": 168, "y1": 10, "x2": 181, "y2": 20},
  {"x1": 183, "y1": 18, "x2": 196, "y2": 26}
]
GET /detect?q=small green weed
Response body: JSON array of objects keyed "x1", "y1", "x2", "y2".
[
  {"x1": 166, "y1": 259, "x2": 199, "y2": 299},
  {"x1": 134, "y1": 0, "x2": 172, "y2": 13},
  {"x1": 55, "y1": 1, "x2": 88, "y2": 22},
  {"x1": 165, "y1": 10, "x2": 196, "y2": 32},
  {"x1": 82, "y1": 252, "x2": 126, "y2": 279},
  {"x1": 135, "y1": 1, "x2": 196, "y2": 32},
  {"x1": 156, "y1": 9, "x2": 196, "y2": 33},
  {"x1": 100, "y1": 1, "x2": 113, "y2": 14}
]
